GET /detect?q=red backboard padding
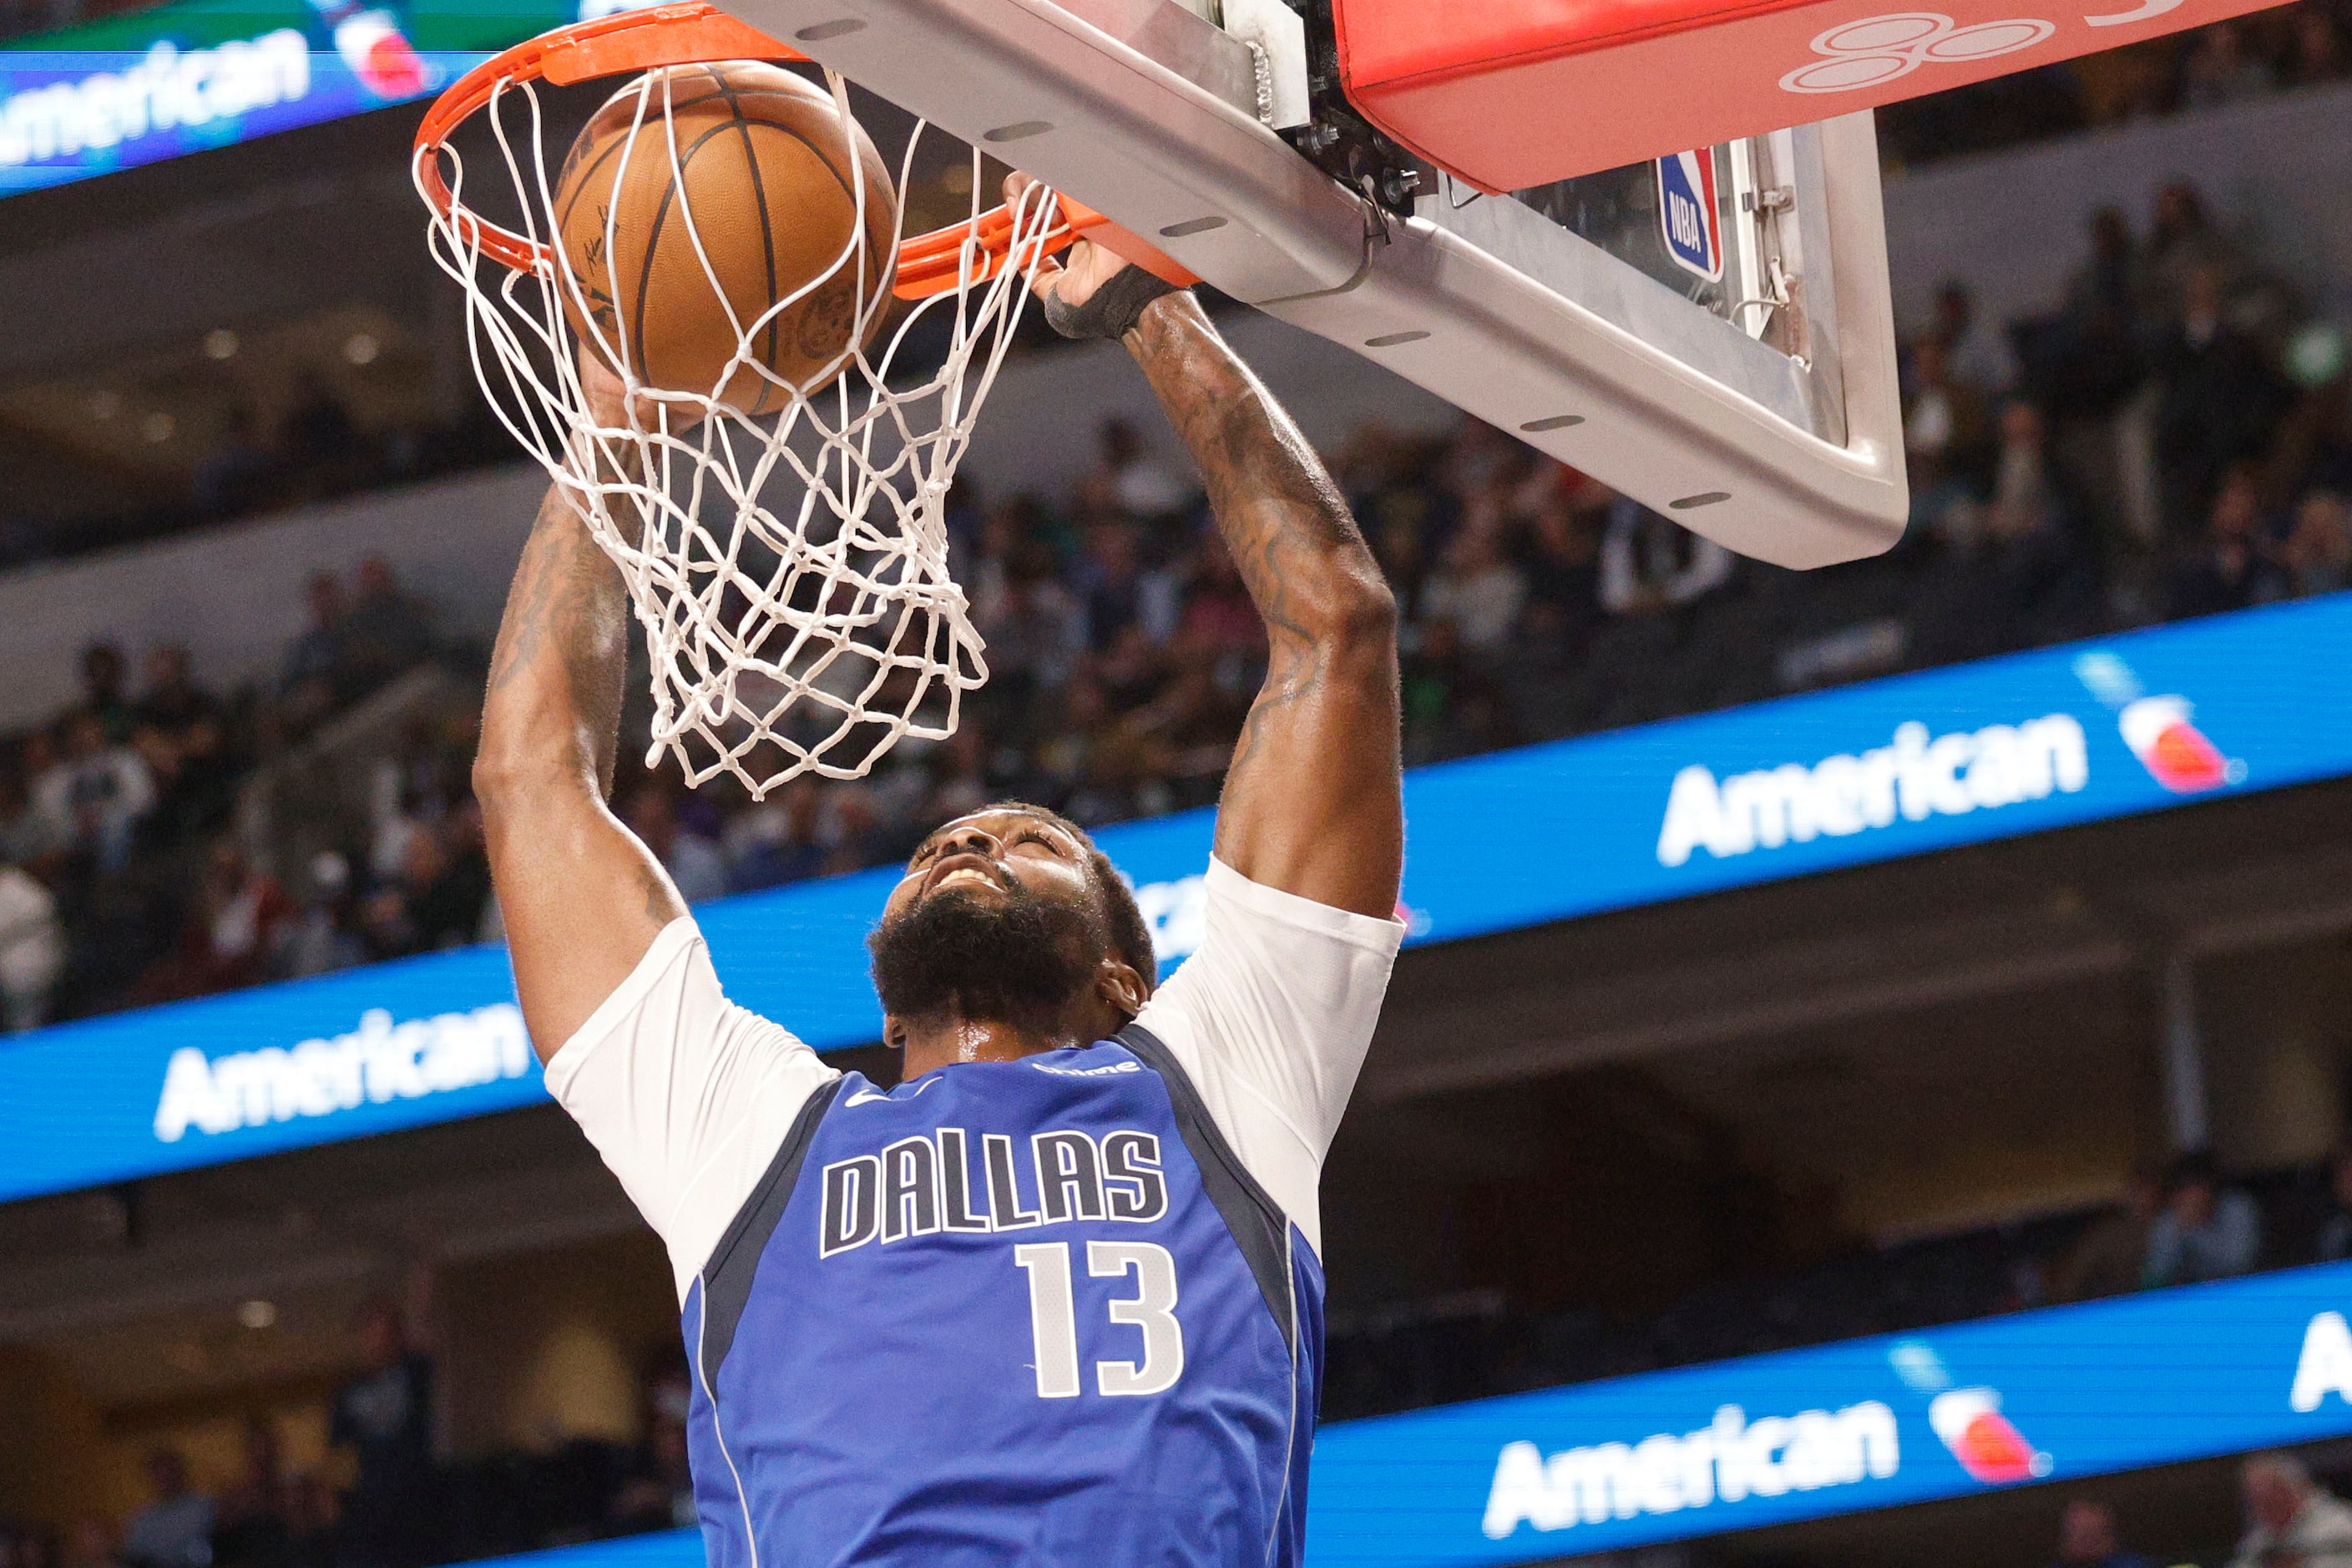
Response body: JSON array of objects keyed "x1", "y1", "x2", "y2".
[{"x1": 1335, "y1": 0, "x2": 2294, "y2": 190}]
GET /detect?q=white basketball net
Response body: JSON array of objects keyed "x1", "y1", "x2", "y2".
[{"x1": 419, "y1": 65, "x2": 1065, "y2": 796}]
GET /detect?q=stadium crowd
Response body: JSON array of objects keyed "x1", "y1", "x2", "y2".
[
  {"x1": 1874, "y1": 0, "x2": 2352, "y2": 166},
  {"x1": 0, "y1": 1288, "x2": 699, "y2": 1568},
  {"x1": 1, "y1": 169, "x2": 2348, "y2": 1034},
  {"x1": 2036, "y1": 1464, "x2": 2352, "y2": 1568}
]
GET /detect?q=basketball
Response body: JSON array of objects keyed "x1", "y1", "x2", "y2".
[{"x1": 551, "y1": 62, "x2": 898, "y2": 416}]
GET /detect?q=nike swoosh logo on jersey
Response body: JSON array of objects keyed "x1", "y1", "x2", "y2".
[{"x1": 845, "y1": 1079, "x2": 937, "y2": 1108}]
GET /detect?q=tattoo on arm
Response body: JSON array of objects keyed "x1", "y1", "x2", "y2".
[
  {"x1": 481, "y1": 477, "x2": 686, "y2": 1056},
  {"x1": 486, "y1": 484, "x2": 630, "y2": 797},
  {"x1": 1124, "y1": 297, "x2": 1386, "y2": 791}
]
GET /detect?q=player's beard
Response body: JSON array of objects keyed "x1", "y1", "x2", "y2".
[{"x1": 867, "y1": 881, "x2": 1109, "y2": 1029}]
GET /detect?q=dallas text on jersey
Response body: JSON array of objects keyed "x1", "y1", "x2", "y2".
[{"x1": 818, "y1": 1126, "x2": 1171, "y2": 1257}]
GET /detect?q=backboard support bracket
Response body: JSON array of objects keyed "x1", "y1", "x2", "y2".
[{"x1": 716, "y1": 0, "x2": 1907, "y2": 568}]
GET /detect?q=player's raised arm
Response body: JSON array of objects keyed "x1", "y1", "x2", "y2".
[
  {"x1": 1029, "y1": 212, "x2": 1401, "y2": 918},
  {"x1": 1141, "y1": 296, "x2": 1403, "y2": 918},
  {"x1": 473, "y1": 361, "x2": 687, "y2": 1060},
  {"x1": 1130, "y1": 295, "x2": 1403, "y2": 917}
]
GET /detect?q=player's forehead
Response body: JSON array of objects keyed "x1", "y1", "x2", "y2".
[{"x1": 912, "y1": 806, "x2": 1083, "y2": 859}]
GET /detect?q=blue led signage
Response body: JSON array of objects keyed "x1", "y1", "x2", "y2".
[
  {"x1": 1313, "y1": 1261, "x2": 2352, "y2": 1560},
  {"x1": 0, "y1": 593, "x2": 2347, "y2": 1204},
  {"x1": 393, "y1": 1260, "x2": 2352, "y2": 1565}
]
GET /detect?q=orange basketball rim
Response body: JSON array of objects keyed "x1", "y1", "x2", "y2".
[{"x1": 412, "y1": 0, "x2": 1197, "y2": 302}]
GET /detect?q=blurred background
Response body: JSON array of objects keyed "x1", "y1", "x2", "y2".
[{"x1": 3, "y1": 0, "x2": 2352, "y2": 1565}]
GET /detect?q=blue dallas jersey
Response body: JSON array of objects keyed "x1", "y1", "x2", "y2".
[{"x1": 681, "y1": 1024, "x2": 1322, "y2": 1567}]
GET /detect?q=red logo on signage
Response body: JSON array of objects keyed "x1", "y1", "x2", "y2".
[
  {"x1": 2118, "y1": 695, "x2": 2231, "y2": 793},
  {"x1": 1929, "y1": 1388, "x2": 2048, "y2": 1484}
]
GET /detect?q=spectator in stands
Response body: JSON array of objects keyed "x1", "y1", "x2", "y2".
[
  {"x1": 2314, "y1": 1148, "x2": 2352, "y2": 1263},
  {"x1": 1597, "y1": 498, "x2": 1732, "y2": 616},
  {"x1": 1927, "y1": 278, "x2": 2009, "y2": 397},
  {"x1": 2, "y1": 1526, "x2": 58, "y2": 1568},
  {"x1": 920, "y1": 724, "x2": 993, "y2": 829},
  {"x1": 1071, "y1": 519, "x2": 1178, "y2": 653},
  {"x1": 7, "y1": 733, "x2": 61, "y2": 864},
  {"x1": 367, "y1": 717, "x2": 473, "y2": 893},
  {"x1": 2281, "y1": 491, "x2": 2352, "y2": 599},
  {"x1": 610, "y1": 1414, "x2": 696, "y2": 1534},
  {"x1": 1075, "y1": 416, "x2": 1191, "y2": 523},
  {"x1": 2146, "y1": 182, "x2": 2247, "y2": 327},
  {"x1": 2153, "y1": 264, "x2": 2290, "y2": 533},
  {"x1": 1436, "y1": 418, "x2": 1524, "y2": 510},
  {"x1": 619, "y1": 775, "x2": 727, "y2": 906},
  {"x1": 1102, "y1": 650, "x2": 1244, "y2": 811},
  {"x1": 610, "y1": 1366, "x2": 696, "y2": 1533},
  {"x1": 1172, "y1": 531, "x2": 1264, "y2": 665},
  {"x1": 2182, "y1": 19, "x2": 2277, "y2": 107},
  {"x1": 193, "y1": 405, "x2": 281, "y2": 520},
  {"x1": 210, "y1": 1417, "x2": 289, "y2": 1568},
  {"x1": 723, "y1": 776, "x2": 828, "y2": 893},
  {"x1": 2144, "y1": 1149, "x2": 2263, "y2": 1287},
  {"x1": 2228, "y1": 1452, "x2": 2352, "y2": 1568},
  {"x1": 1419, "y1": 524, "x2": 1527, "y2": 652},
  {"x1": 276, "y1": 1476, "x2": 334, "y2": 1568},
  {"x1": 418, "y1": 803, "x2": 491, "y2": 948},
  {"x1": 337, "y1": 558, "x2": 437, "y2": 701},
  {"x1": 2050, "y1": 1498, "x2": 2156, "y2": 1568},
  {"x1": 73, "y1": 642, "x2": 133, "y2": 742},
  {"x1": 1344, "y1": 426, "x2": 1453, "y2": 552},
  {"x1": 132, "y1": 644, "x2": 230, "y2": 847},
  {"x1": 820, "y1": 783, "x2": 885, "y2": 877},
  {"x1": 329, "y1": 1296, "x2": 436, "y2": 1568},
  {"x1": 0, "y1": 860, "x2": 60, "y2": 1033},
  {"x1": 360, "y1": 806, "x2": 493, "y2": 956},
  {"x1": 281, "y1": 372, "x2": 362, "y2": 503},
  {"x1": 281, "y1": 851, "x2": 366, "y2": 980},
  {"x1": 2054, "y1": 1160, "x2": 2166, "y2": 1302},
  {"x1": 58, "y1": 1520, "x2": 116, "y2": 1568},
  {"x1": 0, "y1": 757, "x2": 38, "y2": 867},
  {"x1": 1904, "y1": 335, "x2": 1992, "y2": 537},
  {"x1": 2284, "y1": 5, "x2": 2349, "y2": 85},
  {"x1": 1402, "y1": 617, "x2": 1516, "y2": 766},
  {"x1": 974, "y1": 538, "x2": 1087, "y2": 726},
  {"x1": 279, "y1": 574, "x2": 348, "y2": 732},
  {"x1": 1975, "y1": 400, "x2": 2092, "y2": 609},
  {"x1": 119, "y1": 1449, "x2": 212, "y2": 1568},
  {"x1": 2065, "y1": 208, "x2": 2150, "y2": 342},
  {"x1": 2016, "y1": 208, "x2": 2149, "y2": 428},
  {"x1": 32, "y1": 711, "x2": 155, "y2": 873},
  {"x1": 139, "y1": 837, "x2": 293, "y2": 1002},
  {"x1": 1518, "y1": 480, "x2": 1603, "y2": 651},
  {"x1": 2169, "y1": 465, "x2": 2285, "y2": 617}
]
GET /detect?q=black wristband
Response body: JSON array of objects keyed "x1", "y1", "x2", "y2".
[{"x1": 1044, "y1": 264, "x2": 1184, "y2": 341}]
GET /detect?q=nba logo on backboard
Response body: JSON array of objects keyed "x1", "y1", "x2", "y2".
[{"x1": 1656, "y1": 149, "x2": 1723, "y2": 281}]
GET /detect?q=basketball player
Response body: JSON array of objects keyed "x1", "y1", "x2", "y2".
[{"x1": 473, "y1": 189, "x2": 1404, "y2": 1565}]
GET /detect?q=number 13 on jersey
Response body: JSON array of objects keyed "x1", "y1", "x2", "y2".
[{"x1": 1014, "y1": 1241, "x2": 1186, "y2": 1399}]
